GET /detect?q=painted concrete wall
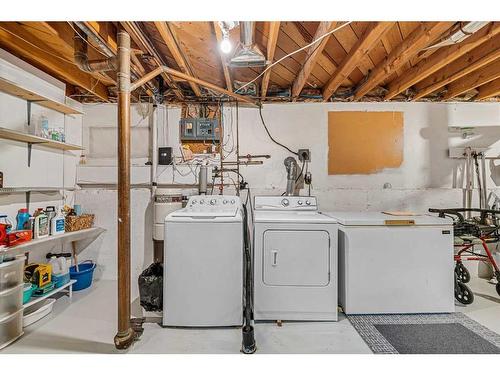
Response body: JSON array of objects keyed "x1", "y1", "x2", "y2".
[
  {"x1": 0, "y1": 50, "x2": 83, "y2": 265},
  {"x1": 77, "y1": 101, "x2": 500, "y2": 290}
]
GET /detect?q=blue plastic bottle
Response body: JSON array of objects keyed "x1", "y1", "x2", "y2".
[{"x1": 16, "y1": 208, "x2": 30, "y2": 230}]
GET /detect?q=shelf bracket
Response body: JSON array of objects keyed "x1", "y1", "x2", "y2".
[
  {"x1": 27, "y1": 142, "x2": 33, "y2": 167},
  {"x1": 27, "y1": 100, "x2": 32, "y2": 126},
  {"x1": 25, "y1": 191, "x2": 31, "y2": 211}
]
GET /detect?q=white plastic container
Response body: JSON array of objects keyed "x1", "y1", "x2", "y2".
[
  {"x1": 0, "y1": 309, "x2": 23, "y2": 350},
  {"x1": 0, "y1": 256, "x2": 25, "y2": 291},
  {"x1": 50, "y1": 207, "x2": 65, "y2": 236},
  {"x1": 0, "y1": 284, "x2": 23, "y2": 319},
  {"x1": 23, "y1": 298, "x2": 56, "y2": 327}
]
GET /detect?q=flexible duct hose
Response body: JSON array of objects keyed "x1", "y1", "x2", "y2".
[{"x1": 241, "y1": 203, "x2": 256, "y2": 354}]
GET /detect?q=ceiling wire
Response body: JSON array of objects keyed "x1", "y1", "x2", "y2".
[
  {"x1": 66, "y1": 22, "x2": 109, "y2": 57},
  {"x1": 235, "y1": 21, "x2": 353, "y2": 95}
]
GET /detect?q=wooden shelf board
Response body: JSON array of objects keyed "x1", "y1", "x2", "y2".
[
  {"x1": 0, "y1": 127, "x2": 84, "y2": 151},
  {"x1": 0, "y1": 77, "x2": 82, "y2": 115},
  {"x1": 4, "y1": 227, "x2": 105, "y2": 257},
  {"x1": 0, "y1": 187, "x2": 75, "y2": 194}
]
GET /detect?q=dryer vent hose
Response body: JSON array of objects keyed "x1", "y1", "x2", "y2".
[{"x1": 241, "y1": 203, "x2": 256, "y2": 354}]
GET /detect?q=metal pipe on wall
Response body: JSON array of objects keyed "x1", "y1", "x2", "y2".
[{"x1": 114, "y1": 29, "x2": 136, "y2": 350}]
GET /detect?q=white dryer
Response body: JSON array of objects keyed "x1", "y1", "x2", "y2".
[
  {"x1": 253, "y1": 196, "x2": 338, "y2": 321},
  {"x1": 163, "y1": 195, "x2": 243, "y2": 327}
]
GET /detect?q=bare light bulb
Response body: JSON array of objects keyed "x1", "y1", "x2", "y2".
[{"x1": 220, "y1": 37, "x2": 232, "y2": 54}]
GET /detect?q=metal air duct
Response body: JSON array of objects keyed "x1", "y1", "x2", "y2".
[{"x1": 229, "y1": 22, "x2": 267, "y2": 68}]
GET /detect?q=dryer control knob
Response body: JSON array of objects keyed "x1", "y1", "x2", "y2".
[
  {"x1": 305, "y1": 200, "x2": 311, "y2": 205},
  {"x1": 230, "y1": 199, "x2": 235, "y2": 204},
  {"x1": 281, "y1": 198, "x2": 290, "y2": 207},
  {"x1": 223, "y1": 200, "x2": 228, "y2": 204},
  {"x1": 298, "y1": 200, "x2": 303, "y2": 205},
  {"x1": 210, "y1": 199, "x2": 216, "y2": 205},
  {"x1": 200, "y1": 200, "x2": 205, "y2": 204}
]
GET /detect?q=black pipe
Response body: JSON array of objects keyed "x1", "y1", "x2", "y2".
[{"x1": 241, "y1": 203, "x2": 256, "y2": 354}]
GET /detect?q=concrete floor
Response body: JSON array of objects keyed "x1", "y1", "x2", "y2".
[{"x1": 3, "y1": 276, "x2": 500, "y2": 354}]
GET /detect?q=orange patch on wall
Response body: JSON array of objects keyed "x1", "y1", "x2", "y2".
[{"x1": 328, "y1": 111, "x2": 404, "y2": 175}]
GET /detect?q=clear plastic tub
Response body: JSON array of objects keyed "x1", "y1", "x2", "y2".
[
  {"x1": 0, "y1": 309, "x2": 23, "y2": 350},
  {"x1": 0, "y1": 256, "x2": 25, "y2": 291},
  {"x1": 0, "y1": 284, "x2": 23, "y2": 319}
]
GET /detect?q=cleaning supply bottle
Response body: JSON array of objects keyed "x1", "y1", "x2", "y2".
[
  {"x1": 48, "y1": 256, "x2": 62, "y2": 275},
  {"x1": 33, "y1": 209, "x2": 49, "y2": 239},
  {"x1": 16, "y1": 208, "x2": 30, "y2": 230},
  {"x1": 45, "y1": 206, "x2": 56, "y2": 234},
  {"x1": 50, "y1": 207, "x2": 65, "y2": 236}
]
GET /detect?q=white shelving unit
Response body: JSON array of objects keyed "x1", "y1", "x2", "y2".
[{"x1": 24, "y1": 280, "x2": 76, "y2": 309}]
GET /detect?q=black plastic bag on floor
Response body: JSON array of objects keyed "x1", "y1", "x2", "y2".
[{"x1": 138, "y1": 262, "x2": 163, "y2": 311}]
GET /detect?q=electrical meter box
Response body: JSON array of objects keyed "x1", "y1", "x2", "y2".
[{"x1": 179, "y1": 118, "x2": 220, "y2": 141}]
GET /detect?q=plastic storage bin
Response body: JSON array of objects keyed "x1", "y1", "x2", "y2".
[
  {"x1": 0, "y1": 284, "x2": 23, "y2": 319},
  {"x1": 0, "y1": 256, "x2": 25, "y2": 291},
  {"x1": 23, "y1": 298, "x2": 56, "y2": 327},
  {"x1": 70, "y1": 261, "x2": 96, "y2": 291},
  {"x1": 51, "y1": 272, "x2": 70, "y2": 288},
  {"x1": 0, "y1": 309, "x2": 23, "y2": 350},
  {"x1": 22, "y1": 283, "x2": 36, "y2": 304}
]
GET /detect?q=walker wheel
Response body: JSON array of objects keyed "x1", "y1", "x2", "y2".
[
  {"x1": 455, "y1": 281, "x2": 474, "y2": 305},
  {"x1": 455, "y1": 262, "x2": 470, "y2": 283},
  {"x1": 496, "y1": 283, "x2": 500, "y2": 297}
]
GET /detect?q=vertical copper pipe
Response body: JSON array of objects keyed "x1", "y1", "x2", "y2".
[{"x1": 114, "y1": 29, "x2": 135, "y2": 350}]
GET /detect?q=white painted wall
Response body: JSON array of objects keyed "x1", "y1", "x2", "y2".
[
  {"x1": 0, "y1": 50, "x2": 83, "y2": 265},
  {"x1": 78, "y1": 101, "x2": 500, "y2": 290}
]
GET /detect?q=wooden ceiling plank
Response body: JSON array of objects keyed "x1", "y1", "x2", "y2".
[
  {"x1": 154, "y1": 21, "x2": 202, "y2": 96},
  {"x1": 0, "y1": 26, "x2": 109, "y2": 101},
  {"x1": 261, "y1": 21, "x2": 281, "y2": 98},
  {"x1": 413, "y1": 46, "x2": 500, "y2": 100},
  {"x1": 354, "y1": 22, "x2": 453, "y2": 100},
  {"x1": 476, "y1": 77, "x2": 500, "y2": 100},
  {"x1": 212, "y1": 22, "x2": 233, "y2": 92},
  {"x1": 322, "y1": 22, "x2": 393, "y2": 100},
  {"x1": 385, "y1": 22, "x2": 500, "y2": 100},
  {"x1": 120, "y1": 21, "x2": 184, "y2": 100},
  {"x1": 291, "y1": 21, "x2": 339, "y2": 98},
  {"x1": 442, "y1": 60, "x2": 500, "y2": 100}
]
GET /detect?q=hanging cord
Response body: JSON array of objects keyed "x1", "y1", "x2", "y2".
[
  {"x1": 235, "y1": 21, "x2": 353, "y2": 94},
  {"x1": 259, "y1": 106, "x2": 298, "y2": 156}
]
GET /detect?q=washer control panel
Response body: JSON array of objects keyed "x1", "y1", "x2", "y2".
[
  {"x1": 254, "y1": 196, "x2": 318, "y2": 211},
  {"x1": 171, "y1": 195, "x2": 241, "y2": 217}
]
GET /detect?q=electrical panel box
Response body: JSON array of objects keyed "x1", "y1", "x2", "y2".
[{"x1": 179, "y1": 118, "x2": 220, "y2": 141}]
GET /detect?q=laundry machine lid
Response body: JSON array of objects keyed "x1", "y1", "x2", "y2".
[
  {"x1": 324, "y1": 211, "x2": 453, "y2": 226},
  {"x1": 254, "y1": 210, "x2": 337, "y2": 224}
]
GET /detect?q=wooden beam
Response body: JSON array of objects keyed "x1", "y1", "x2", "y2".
[
  {"x1": 413, "y1": 45, "x2": 500, "y2": 100},
  {"x1": 291, "y1": 22, "x2": 338, "y2": 99},
  {"x1": 130, "y1": 66, "x2": 259, "y2": 106},
  {"x1": 261, "y1": 21, "x2": 280, "y2": 98},
  {"x1": 120, "y1": 21, "x2": 184, "y2": 100},
  {"x1": 385, "y1": 22, "x2": 500, "y2": 100},
  {"x1": 322, "y1": 22, "x2": 393, "y2": 100},
  {"x1": 476, "y1": 77, "x2": 500, "y2": 100},
  {"x1": 212, "y1": 22, "x2": 232, "y2": 92},
  {"x1": 442, "y1": 60, "x2": 500, "y2": 100},
  {"x1": 153, "y1": 21, "x2": 202, "y2": 96},
  {"x1": 0, "y1": 25, "x2": 109, "y2": 101},
  {"x1": 353, "y1": 22, "x2": 453, "y2": 100}
]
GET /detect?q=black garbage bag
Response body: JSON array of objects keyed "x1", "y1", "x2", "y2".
[{"x1": 138, "y1": 262, "x2": 163, "y2": 311}]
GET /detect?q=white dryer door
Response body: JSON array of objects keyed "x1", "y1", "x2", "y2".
[{"x1": 263, "y1": 230, "x2": 330, "y2": 287}]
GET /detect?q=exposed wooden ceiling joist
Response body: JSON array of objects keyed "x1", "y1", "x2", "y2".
[
  {"x1": 154, "y1": 21, "x2": 202, "y2": 96},
  {"x1": 120, "y1": 21, "x2": 185, "y2": 100},
  {"x1": 261, "y1": 21, "x2": 281, "y2": 98},
  {"x1": 413, "y1": 42, "x2": 500, "y2": 100},
  {"x1": 291, "y1": 21, "x2": 338, "y2": 98},
  {"x1": 476, "y1": 77, "x2": 500, "y2": 100},
  {"x1": 385, "y1": 22, "x2": 500, "y2": 100},
  {"x1": 442, "y1": 60, "x2": 500, "y2": 100},
  {"x1": 353, "y1": 22, "x2": 453, "y2": 100},
  {"x1": 212, "y1": 22, "x2": 232, "y2": 92},
  {"x1": 0, "y1": 25, "x2": 109, "y2": 101},
  {"x1": 322, "y1": 22, "x2": 394, "y2": 100}
]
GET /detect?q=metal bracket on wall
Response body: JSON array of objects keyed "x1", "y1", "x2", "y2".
[
  {"x1": 27, "y1": 143, "x2": 33, "y2": 167},
  {"x1": 25, "y1": 191, "x2": 31, "y2": 211}
]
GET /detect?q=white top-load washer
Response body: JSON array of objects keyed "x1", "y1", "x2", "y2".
[
  {"x1": 253, "y1": 196, "x2": 338, "y2": 321},
  {"x1": 163, "y1": 195, "x2": 243, "y2": 327},
  {"x1": 324, "y1": 211, "x2": 455, "y2": 314}
]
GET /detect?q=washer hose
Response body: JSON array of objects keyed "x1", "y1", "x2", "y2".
[{"x1": 241, "y1": 203, "x2": 256, "y2": 354}]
